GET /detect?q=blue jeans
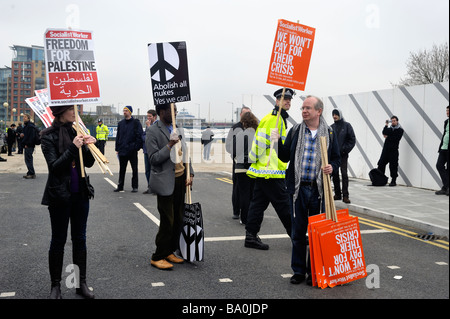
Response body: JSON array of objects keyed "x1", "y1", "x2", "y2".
[
  {"x1": 290, "y1": 185, "x2": 323, "y2": 275},
  {"x1": 48, "y1": 193, "x2": 90, "y2": 253}
]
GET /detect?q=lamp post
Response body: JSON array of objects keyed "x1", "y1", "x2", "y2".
[
  {"x1": 3, "y1": 102, "x2": 8, "y2": 128},
  {"x1": 11, "y1": 107, "x2": 16, "y2": 124}
]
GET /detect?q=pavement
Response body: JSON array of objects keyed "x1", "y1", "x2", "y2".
[{"x1": 1, "y1": 141, "x2": 448, "y2": 238}]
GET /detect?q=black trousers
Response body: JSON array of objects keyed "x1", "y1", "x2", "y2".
[
  {"x1": 117, "y1": 151, "x2": 138, "y2": 190},
  {"x1": 377, "y1": 149, "x2": 399, "y2": 179},
  {"x1": 245, "y1": 178, "x2": 291, "y2": 236},
  {"x1": 436, "y1": 149, "x2": 449, "y2": 189},
  {"x1": 332, "y1": 154, "x2": 349, "y2": 197},
  {"x1": 153, "y1": 174, "x2": 186, "y2": 261},
  {"x1": 235, "y1": 172, "x2": 255, "y2": 224},
  {"x1": 24, "y1": 147, "x2": 35, "y2": 175},
  {"x1": 96, "y1": 140, "x2": 106, "y2": 155}
]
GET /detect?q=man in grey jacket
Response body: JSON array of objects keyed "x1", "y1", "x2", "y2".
[{"x1": 145, "y1": 103, "x2": 194, "y2": 270}]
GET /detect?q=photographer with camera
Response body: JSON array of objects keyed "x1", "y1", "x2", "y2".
[{"x1": 377, "y1": 116, "x2": 404, "y2": 186}]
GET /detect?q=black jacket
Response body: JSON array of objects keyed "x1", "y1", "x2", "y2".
[
  {"x1": 22, "y1": 121, "x2": 36, "y2": 148},
  {"x1": 115, "y1": 117, "x2": 143, "y2": 156},
  {"x1": 382, "y1": 125, "x2": 404, "y2": 150},
  {"x1": 41, "y1": 127, "x2": 95, "y2": 206},
  {"x1": 331, "y1": 111, "x2": 356, "y2": 156},
  {"x1": 438, "y1": 119, "x2": 449, "y2": 152}
]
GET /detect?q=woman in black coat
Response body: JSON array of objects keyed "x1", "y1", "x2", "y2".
[{"x1": 40, "y1": 105, "x2": 96, "y2": 299}]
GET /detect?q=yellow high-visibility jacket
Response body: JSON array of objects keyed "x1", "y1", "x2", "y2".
[
  {"x1": 247, "y1": 110, "x2": 287, "y2": 179},
  {"x1": 96, "y1": 124, "x2": 109, "y2": 141}
]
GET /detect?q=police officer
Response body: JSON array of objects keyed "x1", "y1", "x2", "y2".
[
  {"x1": 95, "y1": 118, "x2": 109, "y2": 154},
  {"x1": 244, "y1": 88, "x2": 294, "y2": 250}
]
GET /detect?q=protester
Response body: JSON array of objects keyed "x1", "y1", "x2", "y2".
[
  {"x1": 201, "y1": 126, "x2": 214, "y2": 160},
  {"x1": 377, "y1": 116, "x2": 404, "y2": 186},
  {"x1": 21, "y1": 114, "x2": 37, "y2": 179},
  {"x1": 277, "y1": 95, "x2": 340, "y2": 285},
  {"x1": 95, "y1": 118, "x2": 109, "y2": 155},
  {"x1": 225, "y1": 106, "x2": 251, "y2": 220},
  {"x1": 40, "y1": 105, "x2": 97, "y2": 299},
  {"x1": 146, "y1": 103, "x2": 194, "y2": 270},
  {"x1": 143, "y1": 109, "x2": 157, "y2": 194},
  {"x1": 435, "y1": 105, "x2": 449, "y2": 195},
  {"x1": 114, "y1": 106, "x2": 143, "y2": 192},
  {"x1": 16, "y1": 122, "x2": 23, "y2": 154},
  {"x1": 331, "y1": 109, "x2": 356, "y2": 203},
  {"x1": 234, "y1": 111, "x2": 259, "y2": 225},
  {"x1": 6, "y1": 123, "x2": 16, "y2": 156},
  {"x1": 244, "y1": 88, "x2": 294, "y2": 250},
  {"x1": 0, "y1": 131, "x2": 6, "y2": 162}
]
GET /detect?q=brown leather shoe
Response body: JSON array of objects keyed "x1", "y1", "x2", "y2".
[
  {"x1": 165, "y1": 254, "x2": 184, "y2": 264},
  {"x1": 343, "y1": 196, "x2": 351, "y2": 204},
  {"x1": 151, "y1": 259, "x2": 173, "y2": 270}
]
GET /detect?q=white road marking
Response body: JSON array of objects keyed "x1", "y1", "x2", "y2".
[
  {"x1": 219, "y1": 278, "x2": 233, "y2": 283},
  {"x1": 104, "y1": 177, "x2": 117, "y2": 188},
  {"x1": 132, "y1": 199, "x2": 390, "y2": 242},
  {"x1": 387, "y1": 265, "x2": 401, "y2": 269},
  {"x1": 133, "y1": 203, "x2": 160, "y2": 226},
  {"x1": 0, "y1": 292, "x2": 15, "y2": 297}
]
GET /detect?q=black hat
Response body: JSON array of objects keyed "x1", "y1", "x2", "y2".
[
  {"x1": 98, "y1": 118, "x2": 103, "y2": 122},
  {"x1": 332, "y1": 109, "x2": 340, "y2": 116},
  {"x1": 273, "y1": 88, "x2": 295, "y2": 99},
  {"x1": 50, "y1": 105, "x2": 73, "y2": 117}
]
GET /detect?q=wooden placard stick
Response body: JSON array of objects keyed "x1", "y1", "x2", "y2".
[
  {"x1": 320, "y1": 136, "x2": 337, "y2": 222},
  {"x1": 185, "y1": 140, "x2": 192, "y2": 204},
  {"x1": 170, "y1": 102, "x2": 183, "y2": 164},
  {"x1": 74, "y1": 105, "x2": 85, "y2": 178},
  {"x1": 72, "y1": 124, "x2": 109, "y2": 163},
  {"x1": 266, "y1": 87, "x2": 285, "y2": 168}
]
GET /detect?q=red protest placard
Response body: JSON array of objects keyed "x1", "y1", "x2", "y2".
[
  {"x1": 318, "y1": 217, "x2": 367, "y2": 288},
  {"x1": 267, "y1": 19, "x2": 315, "y2": 91},
  {"x1": 44, "y1": 29, "x2": 101, "y2": 105}
]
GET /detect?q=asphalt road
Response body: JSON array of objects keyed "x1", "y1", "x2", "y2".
[{"x1": 0, "y1": 171, "x2": 448, "y2": 311}]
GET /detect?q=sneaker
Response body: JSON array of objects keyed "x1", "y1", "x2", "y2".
[
  {"x1": 113, "y1": 188, "x2": 123, "y2": 192},
  {"x1": 23, "y1": 174, "x2": 36, "y2": 179}
]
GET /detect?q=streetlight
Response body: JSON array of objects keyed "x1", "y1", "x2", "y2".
[
  {"x1": 11, "y1": 107, "x2": 16, "y2": 123},
  {"x1": 3, "y1": 102, "x2": 8, "y2": 128}
]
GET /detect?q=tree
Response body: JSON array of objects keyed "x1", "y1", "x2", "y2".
[
  {"x1": 397, "y1": 42, "x2": 449, "y2": 86},
  {"x1": 80, "y1": 114, "x2": 95, "y2": 126}
]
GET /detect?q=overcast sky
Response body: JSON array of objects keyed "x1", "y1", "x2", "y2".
[{"x1": 1, "y1": 0, "x2": 449, "y2": 122}]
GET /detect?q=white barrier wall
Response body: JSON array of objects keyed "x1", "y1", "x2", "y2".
[{"x1": 322, "y1": 82, "x2": 449, "y2": 190}]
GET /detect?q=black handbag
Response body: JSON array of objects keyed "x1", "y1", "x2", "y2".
[{"x1": 85, "y1": 175, "x2": 95, "y2": 199}]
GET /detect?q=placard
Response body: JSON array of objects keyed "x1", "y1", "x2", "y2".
[
  {"x1": 44, "y1": 29, "x2": 101, "y2": 105},
  {"x1": 148, "y1": 41, "x2": 191, "y2": 105},
  {"x1": 267, "y1": 19, "x2": 315, "y2": 91}
]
